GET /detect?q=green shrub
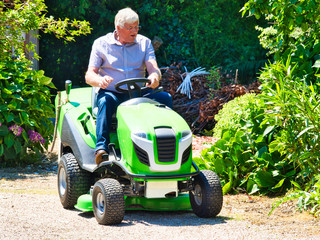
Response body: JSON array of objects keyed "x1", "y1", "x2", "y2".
[
  {"x1": 222, "y1": 0, "x2": 320, "y2": 214},
  {"x1": 212, "y1": 93, "x2": 260, "y2": 138},
  {"x1": 200, "y1": 57, "x2": 320, "y2": 216},
  {"x1": 260, "y1": 59, "x2": 320, "y2": 185},
  {"x1": 201, "y1": 57, "x2": 320, "y2": 193},
  {"x1": 0, "y1": 60, "x2": 55, "y2": 166},
  {"x1": 198, "y1": 92, "x2": 297, "y2": 195}
]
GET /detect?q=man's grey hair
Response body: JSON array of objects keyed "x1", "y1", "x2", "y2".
[{"x1": 115, "y1": 8, "x2": 139, "y2": 28}]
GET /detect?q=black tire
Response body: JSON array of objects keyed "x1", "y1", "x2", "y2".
[
  {"x1": 189, "y1": 170, "x2": 223, "y2": 218},
  {"x1": 57, "y1": 153, "x2": 91, "y2": 209},
  {"x1": 92, "y1": 178, "x2": 125, "y2": 225}
]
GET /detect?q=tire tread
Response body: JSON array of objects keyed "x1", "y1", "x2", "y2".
[
  {"x1": 190, "y1": 170, "x2": 223, "y2": 218},
  {"x1": 58, "y1": 153, "x2": 91, "y2": 209}
]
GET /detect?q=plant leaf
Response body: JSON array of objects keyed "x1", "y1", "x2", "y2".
[
  {"x1": 312, "y1": 59, "x2": 320, "y2": 68},
  {"x1": 272, "y1": 178, "x2": 285, "y2": 189},
  {"x1": 295, "y1": 126, "x2": 314, "y2": 139},
  {"x1": 0, "y1": 125, "x2": 9, "y2": 136},
  {"x1": 255, "y1": 170, "x2": 275, "y2": 188},
  {"x1": 4, "y1": 134, "x2": 14, "y2": 148}
]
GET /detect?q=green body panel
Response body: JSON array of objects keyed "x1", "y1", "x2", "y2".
[
  {"x1": 117, "y1": 103, "x2": 192, "y2": 175},
  {"x1": 75, "y1": 193, "x2": 191, "y2": 212},
  {"x1": 55, "y1": 87, "x2": 95, "y2": 148},
  {"x1": 55, "y1": 87, "x2": 119, "y2": 149}
]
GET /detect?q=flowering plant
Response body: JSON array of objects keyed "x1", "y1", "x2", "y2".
[{"x1": 0, "y1": 60, "x2": 55, "y2": 165}]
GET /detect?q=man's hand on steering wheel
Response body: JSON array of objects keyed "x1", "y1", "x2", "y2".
[
  {"x1": 146, "y1": 73, "x2": 160, "y2": 89},
  {"x1": 99, "y1": 75, "x2": 114, "y2": 89}
]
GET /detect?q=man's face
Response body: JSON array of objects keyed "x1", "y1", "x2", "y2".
[{"x1": 117, "y1": 21, "x2": 139, "y2": 44}]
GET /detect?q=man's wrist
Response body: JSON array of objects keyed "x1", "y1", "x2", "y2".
[{"x1": 151, "y1": 72, "x2": 161, "y2": 81}]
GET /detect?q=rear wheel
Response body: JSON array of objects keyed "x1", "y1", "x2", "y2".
[
  {"x1": 58, "y1": 153, "x2": 91, "y2": 209},
  {"x1": 190, "y1": 170, "x2": 223, "y2": 218},
  {"x1": 92, "y1": 178, "x2": 125, "y2": 225}
]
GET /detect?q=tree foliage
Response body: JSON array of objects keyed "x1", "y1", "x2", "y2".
[
  {"x1": 0, "y1": 0, "x2": 91, "y2": 61},
  {"x1": 40, "y1": 0, "x2": 268, "y2": 91},
  {"x1": 242, "y1": 0, "x2": 320, "y2": 83}
]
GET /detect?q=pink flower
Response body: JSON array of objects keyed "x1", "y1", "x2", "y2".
[
  {"x1": 9, "y1": 125, "x2": 23, "y2": 136},
  {"x1": 28, "y1": 130, "x2": 45, "y2": 144}
]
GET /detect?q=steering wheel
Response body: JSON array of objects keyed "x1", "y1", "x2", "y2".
[{"x1": 115, "y1": 78, "x2": 150, "y2": 98}]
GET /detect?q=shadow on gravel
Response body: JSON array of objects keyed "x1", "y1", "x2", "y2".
[
  {"x1": 0, "y1": 162, "x2": 58, "y2": 180},
  {"x1": 78, "y1": 210, "x2": 230, "y2": 227}
]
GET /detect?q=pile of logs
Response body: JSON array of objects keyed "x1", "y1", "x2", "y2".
[{"x1": 160, "y1": 64, "x2": 261, "y2": 133}]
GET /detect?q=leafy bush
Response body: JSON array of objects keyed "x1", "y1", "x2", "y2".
[
  {"x1": 200, "y1": 56, "x2": 320, "y2": 216},
  {"x1": 259, "y1": 59, "x2": 320, "y2": 185},
  {"x1": 0, "y1": 60, "x2": 55, "y2": 165},
  {"x1": 212, "y1": 93, "x2": 260, "y2": 138},
  {"x1": 198, "y1": 93, "x2": 297, "y2": 195}
]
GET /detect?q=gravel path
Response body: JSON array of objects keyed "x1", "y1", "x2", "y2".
[{"x1": 0, "y1": 163, "x2": 319, "y2": 240}]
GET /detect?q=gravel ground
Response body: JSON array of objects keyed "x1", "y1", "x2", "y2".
[{"x1": 0, "y1": 140, "x2": 319, "y2": 240}]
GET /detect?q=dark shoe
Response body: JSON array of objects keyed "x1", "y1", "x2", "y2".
[{"x1": 95, "y1": 149, "x2": 109, "y2": 164}]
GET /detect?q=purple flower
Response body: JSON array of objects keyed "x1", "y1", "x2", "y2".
[
  {"x1": 9, "y1": 125, "x2": 23, "y2": 136},
  {"x1": 28, "y1": 130, "x2": 45, "y2": 144}
]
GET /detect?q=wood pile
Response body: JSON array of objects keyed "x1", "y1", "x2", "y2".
[{"x1": 160, "y1": 64, "x2": 261, "y2": 133}]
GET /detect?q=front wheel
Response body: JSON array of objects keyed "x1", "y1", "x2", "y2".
[
  {"x1": 189, "y1": 170, "x2": 223, "y2": 218},
  {"x1": 92, "y1": 178, "x2": 125, "y2": 225},
  {"x1": 57, "y1": 153, "x2": 91, "y2": 209}
]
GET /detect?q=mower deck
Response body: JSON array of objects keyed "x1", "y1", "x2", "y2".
[{"x1": 75, "y1": 193, "x2": 191, "y2": 212}]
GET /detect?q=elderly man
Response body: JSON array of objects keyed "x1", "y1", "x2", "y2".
[{"x1": 85, "y1": 7, "x2": 172, "y2": 164}]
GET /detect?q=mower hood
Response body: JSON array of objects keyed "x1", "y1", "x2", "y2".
[{"x1": 116, "y1": 98, "x2": 192, "y2": 174}]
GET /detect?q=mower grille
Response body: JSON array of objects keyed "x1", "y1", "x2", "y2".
[
  {"x1": 182, "y1": 144, "x2": 192, "y2": 164},
  {"x1": 155, "y1": 128, "x2": 176, "y2": 163},
  {"x1": 133, "y1": 142, "x2": 150, "y2": 166}
]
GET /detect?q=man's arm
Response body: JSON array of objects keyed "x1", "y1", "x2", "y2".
[
  {"x1": 145, "y1": 59, "x2": 161, "y2": 89},
  {"x1": 85, "y1": 66, "x2": 113, "y2": 89}
]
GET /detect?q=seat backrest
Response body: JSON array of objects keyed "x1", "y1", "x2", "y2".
[{"x1": 91, "y1": 87, "x2": 99, "y2": 118}]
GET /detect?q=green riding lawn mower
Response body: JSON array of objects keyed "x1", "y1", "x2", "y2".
[{"x1": 54, "y1": 78, "x2": 223, "y2": 225}]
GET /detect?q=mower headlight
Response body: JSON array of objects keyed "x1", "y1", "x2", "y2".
[
  {"x1": 132, "y1": 131, "x2": 148, "y2": 139},
  {"x1": 181, "y1": 130, "x2": 192, "y2": 139}
]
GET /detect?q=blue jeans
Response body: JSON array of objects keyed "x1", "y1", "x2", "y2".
[{"x1": 95, "y1": 89, "x2": 173, "y2": 152}]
